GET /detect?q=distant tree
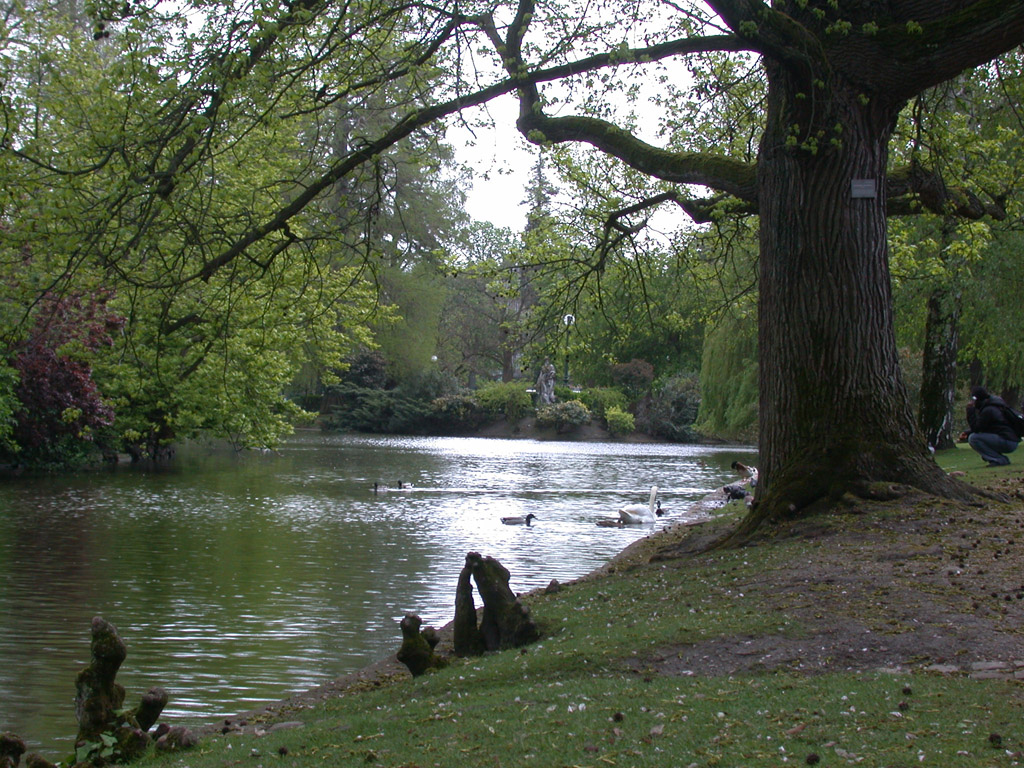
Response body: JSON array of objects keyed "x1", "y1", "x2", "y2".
[
  {"x1": 697, "y1": 304, "x2": 759, "y2": 440},
  {"x1": 6, "y1": 291, "x2": 122, "y2": 465}
]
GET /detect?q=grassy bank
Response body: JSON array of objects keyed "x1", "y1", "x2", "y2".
[{"x1": 143, "y1": 446, "x2": 1023, "y2": 767}]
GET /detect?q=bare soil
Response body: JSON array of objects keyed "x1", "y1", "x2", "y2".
[{"x1": 603, "y1": 473, "x2": 1024, "y2": 681}]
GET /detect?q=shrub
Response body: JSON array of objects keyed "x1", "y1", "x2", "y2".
[
  {"x1": 536, "y1": 400, "x2": 591, "y2": 433},
  {"x1": 429, "y1": 395, "x2": 487, "y2": 433},
  {"x1": 399, "y1": 368, "x2": 461, "y2": 402},
  {"x1": 321, "y1": 384, "x2": 431, "y2": 434},
  {"x1": 577, "y1": 387, "x2": 628, "y2": 420},
  {"x1": 341, "y1": 349, "x2": 392, "y2": 389},
  {"x1": 604, "y1": 405, "x2": 635, "y2": 436},
  {"x1": 641, "y1": 372, "x2": 702, "y2": 442},
  {"x1": 6, "y1": 290, "x2": 122, "y2": 467},
  {"x1": 610, "y1": 358, "x2": 655, "y2": 396},
  {"x1": 475, "y1": 381, "x2": 533, "y2": 423}
]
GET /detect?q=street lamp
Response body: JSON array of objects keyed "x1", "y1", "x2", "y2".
[{"x1": 562, "y1": 314, "x2": 575, "y2": 386}]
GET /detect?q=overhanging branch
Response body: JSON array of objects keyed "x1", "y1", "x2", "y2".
[{"x1": 194, "y1": 28, "x2": 755, "y2": 282}]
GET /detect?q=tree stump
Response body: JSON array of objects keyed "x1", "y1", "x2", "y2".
[
  {"x1": 396, "y1": 614, "x2": 447, "y2": 676},
  {"x1": 70, "y1": 618, "x2": 179, "y2": 764},
  {"x1": 154, "y1": 726, "x2": 198, "y2": 752},
  {"x1": 453, "y1": 565, "x2": 485, "y2": 656},
  {"x1": 24, "y1": 754, "x2": 56, "y2": 768},
  {"x1": 74, "y1": 617, "x2": 128, "y2": 744},
  {"x1": 453, "y1": 552, "x2": 539, "y2": 656},
  {"x1": 132, "y1": 687, "x2": 168, "y2": 732},
  {"x1": 0, "y1": 733, "x2": 25, "y2": 768}
]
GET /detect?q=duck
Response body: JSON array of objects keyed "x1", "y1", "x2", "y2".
[
  {"x1": 501, "y1": 513, "x2": 537, "y2": 526},
  {"x1": 373, "y1": 481, "x2": 413, "y2": 493},
  {"x1": 618, "y1": 486, "x2": 661, "y2": 524},
  {"x1": 731, "y1": 461, "x2": 759, "y2": 486}
]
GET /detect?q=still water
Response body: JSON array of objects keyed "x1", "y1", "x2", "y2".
[{"x1": 0, "y1": 431, "x2": 754, "y2": 756}]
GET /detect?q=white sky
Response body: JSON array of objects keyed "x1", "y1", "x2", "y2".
[{"x1": 448, "y1": 95, "x2": 535, "y2": 232}]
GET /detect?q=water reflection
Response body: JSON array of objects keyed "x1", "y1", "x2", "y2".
[{"x1": 0, "y1": 431, "x2": 754, "y2": 756}]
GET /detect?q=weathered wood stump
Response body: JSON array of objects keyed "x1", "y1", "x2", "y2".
[
  {"x1": 133, "y1": 687, "x2": 169, "y2": 732},
  {"x1": 154, "y1": 726, "x2": 198, "y2": 752},
  {"x1": 24, "y1": 754, "x2": 56, "y2": 768},
  {"x1": 74, "y1": 617, "x2": 128, "y2": 744},
  {"x1": 0, "y1": 733, "x2": 26, "y2": 768},
  {"x1": 452, "y1": 564, "x2": 485, "y2": 656},
  {"x1": 453, "y1": 552, "x2": 539, "y2": 656},
  {"x1": 70, "y1": 617, "x2": 183, "y2": 764},
  {"x1": 396, "y1": 614, "x2": 447, "y2": 676}
]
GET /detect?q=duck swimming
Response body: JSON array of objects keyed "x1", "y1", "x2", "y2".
[{"x1": 501, "y1": 513, "x2": 537, "y2": 526}]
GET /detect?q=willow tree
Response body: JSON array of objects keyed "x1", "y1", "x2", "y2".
[{"x1": 11, "y1": 0, "x2": 1024, "y2": 520}]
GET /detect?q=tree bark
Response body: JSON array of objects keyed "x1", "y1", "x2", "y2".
[{"x1": 745, "y1": 63, "x2": 973, "y2": 530}]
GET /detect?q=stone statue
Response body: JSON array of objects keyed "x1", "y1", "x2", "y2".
[{"x1": 536, "y1": 359, "x2": 556, "y2": 405}]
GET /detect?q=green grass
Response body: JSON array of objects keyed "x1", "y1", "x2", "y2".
[
  {"x1": 139, "y1": 447, "x2": 1024, "y2": 768},
  {"x1": 192, "y1": 674, "x2": 1017, "y2": 767},
  {"x1": 934, "y1": 442, "x2": 1015, "y2": 479}
]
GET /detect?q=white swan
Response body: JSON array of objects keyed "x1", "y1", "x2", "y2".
[
  {"x1": 618, "y1": 486, "x2": 660, "y2": 524},
  {"x1": 502, "y1": 513, "x2": 537, "y2": 526}
]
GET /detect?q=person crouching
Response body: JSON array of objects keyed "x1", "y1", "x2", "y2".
[{"x1": 960, "y1": 386, "x2": 1020, "y2": 467}]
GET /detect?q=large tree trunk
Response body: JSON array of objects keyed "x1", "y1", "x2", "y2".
[{"x1": 746, "y1": 67, "x2": 971, "y2": 530}]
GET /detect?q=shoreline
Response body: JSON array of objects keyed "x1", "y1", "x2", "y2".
[{"x1": 202, "y1": 490, "x2": 733, "y2": 738}]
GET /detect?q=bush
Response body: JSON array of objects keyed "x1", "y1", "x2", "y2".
[
  {"x1": 399, "y1": 368, "x2": 461, "y2": 402},
  {"x1": 341, "y1": 349, "x2": 392, "y2": 389},
  {"x1": 321, "y1": 384, "x2": 431, "y2": 434},
  {"x1": 475, "y1": 381, "x2": 533, "y2": 423},
  {"x1": 610, "y1": 358, "x2": 655, "y2": 396},
  {"x1": 641, "y1": 372, "x2": 702, "y2": 442},
  {"x1": 536, "y1": 400, "x2": 591, "y2": 433},
  {"x1": 604, "y1": 405, "x2": 635, "y2": 436},
  {"x1": 428, "y1": 395, "x2": 487, "y2": 433},
  {"x1": 577, "y1": 387, "x2": 628, "y2": 420}
]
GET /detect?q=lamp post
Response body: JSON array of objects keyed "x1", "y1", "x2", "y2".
[{"x1": 562, "y1": 314, "x2": 575, "y2": 386}]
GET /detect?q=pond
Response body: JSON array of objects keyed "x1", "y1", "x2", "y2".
[{"x1": 0, "y1": 431, "x2": 755, "y2": 757}]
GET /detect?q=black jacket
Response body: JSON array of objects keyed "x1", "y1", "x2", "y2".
[{"x1": 968, "y1": 395, "x2": 1019, "y2": 442}]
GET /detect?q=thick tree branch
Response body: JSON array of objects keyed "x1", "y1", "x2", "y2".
[
  {"x1": 516, "y1": 111, "x2": 758, "y2": 201},
  {"x1": 888, "y1": 164, "x2": 1008, "y2": 220}
]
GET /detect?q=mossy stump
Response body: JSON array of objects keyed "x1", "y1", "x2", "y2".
[
  {"x1": 0, "y1": 733, "x2": 26, "y2": 768},
  {"x1": 74, "y1": 617, "x2": 129, "y2": 744},
  {"x1": 453, "y1": 552, "x2": 539, "y2": 656},
  {"x1": 395, "y1": 614, "x2": 447, "y2": 676},
  {"x1": 71, "y1": 617, "x2": 179, "y2": 764},
  {"x1": 133, "y1": 687, "x2": 168, "y2": 732}
]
